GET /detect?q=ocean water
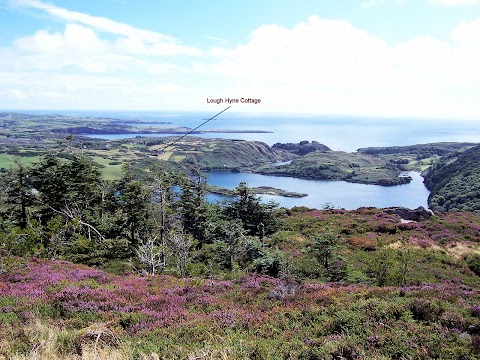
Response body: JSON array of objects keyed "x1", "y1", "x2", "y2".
[
  {"x1": 23, "y1": 110, "x2": 480, "y2": 152},
  {"x1": 19, "y1": 110, "x2": 480, "y2": 209}
]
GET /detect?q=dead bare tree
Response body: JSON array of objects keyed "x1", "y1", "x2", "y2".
[
  {"x1": 170, "y1": 230, "x2": 193, "y2": 277},
  {"x1": 135, "y1": 233, "x2": 165, "y2": 275}
]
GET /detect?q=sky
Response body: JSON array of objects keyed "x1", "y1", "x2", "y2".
[{"x1": 1, "y1": 0, "x2": 480, "y2": 119}]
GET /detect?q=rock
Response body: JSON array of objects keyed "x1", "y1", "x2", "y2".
[{"x1": 383, "y1": 206, "x2": 434, "y2": 221}]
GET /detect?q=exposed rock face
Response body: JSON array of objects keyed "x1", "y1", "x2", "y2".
[{"x1": 383, "y1": 206, "x2": 434, "y2": 221}]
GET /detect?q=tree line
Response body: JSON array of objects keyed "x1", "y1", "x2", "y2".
[{"x1": 0, "y1": 151, "x2": 283, "y2": 277}]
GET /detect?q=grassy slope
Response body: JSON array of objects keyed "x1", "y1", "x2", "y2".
[{"x1": 1, "y1": 208, "x2": 480, "y2": 359}]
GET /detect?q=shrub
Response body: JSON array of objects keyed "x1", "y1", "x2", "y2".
[
  {"x1": 409, "y1": 299, "x2": 445, "y2": 322},
  {"x1": 267, "y1": 277, "x2": 303, "y2": 301},
  {"x1": 466, "y1": 254, "x2": 480, "y2": 276},
  {"x1": 253, "y1": 249, "x2": 284, "y2": 277},
  {"x1": 347, "y1": 236, "x2": 376, "y2": 251},
  {"x1": 288, "y1": 255, "x2": 323, "y2": 279},
  {"x1": 470, "y1": 305, "x2": 480, "y2": 318}
]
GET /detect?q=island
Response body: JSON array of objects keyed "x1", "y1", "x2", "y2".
[{"x1": 206, "y1": 184, "x2": 307, "y2": 198}]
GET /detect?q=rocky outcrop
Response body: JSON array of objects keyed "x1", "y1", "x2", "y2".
[{"x1": 383, "y1": 206, "x2": 434, "y2": 221}]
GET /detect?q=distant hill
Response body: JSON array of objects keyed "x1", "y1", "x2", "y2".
[
  {"x1": 148, "y1": 137, "x2": 294, "y2": 170},
  {"x1": 272, "y1": 140, "x2": 331, "y2": 155},
  {"x1": 424, "y1": 144, "x2": 480, "y2": 211},
  {"x1": 253, "y1": 150, "x2": 412, "y2": 186},
  {"x1": 358, "y1": 142, "x2": 476, "y2": 157}
]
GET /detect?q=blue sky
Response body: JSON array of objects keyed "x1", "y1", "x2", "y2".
[{"x1": 1, "y1": 0, "x2": 480, "y2": 119}]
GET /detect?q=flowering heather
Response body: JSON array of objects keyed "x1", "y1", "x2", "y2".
[
  {"x1": 2, "y1": 207, "x2": 480, "y2": 358},
  {"x1": 1, "y1": 258, "x2": 480, "y2": 358}
]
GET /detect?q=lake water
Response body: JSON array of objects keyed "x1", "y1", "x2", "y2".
[
  {"x1": 205, "y1": 171, "x2": 430, "y2": 210},
  {"x1": 21, "y1": 110, "x2": 480, "y2": 209}
]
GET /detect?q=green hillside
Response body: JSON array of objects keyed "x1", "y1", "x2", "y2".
[{"x1": 425, "y1": 144, "x2": 480, "y2": 211}]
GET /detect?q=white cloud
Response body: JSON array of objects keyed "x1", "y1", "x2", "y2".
[
  {"x1": 15, "y1": 24, "x2": 104, "y2": 54},
  {"x1": 0, "y1": 71, "x2": 197, "y2": 109},
  {"x1": 452, "y1": 18, "x2": 480, "y2": 45},
  {"x1": 12, "y1": 0, "x2": 172, "y2": 41},
  {"x1": 2, "y1": 0, "x2": 202, "y2": 78},
  {"x1": 10, "y1": 0, "x2": 200, "y2": 57},
  {"x1": 204, "y1": 15, "x2": 480, "y2": 118},
  {"x1": 3, "y1": 21, "x2": 192, "y2": 74},
  {"x1": 2, "y1": 2, "x2": 480, "y2": 118}
]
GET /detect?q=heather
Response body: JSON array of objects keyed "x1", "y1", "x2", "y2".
[
  {"x1": 1, "y1": 152, "x2": 480, "y2": 358},
  {"x1": 1, "y1": 257, "x2": 479, "y2": 359},
  {"x1": 1, "y1": 208, "x2": 480, "y2": 358}
]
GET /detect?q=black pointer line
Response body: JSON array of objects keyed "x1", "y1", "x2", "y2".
[{"x1": 162, "y1": 106, "x2": 231, "y2": 149}]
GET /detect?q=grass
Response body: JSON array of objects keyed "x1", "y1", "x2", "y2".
[
  {"x1": 0, "y1": 154, "x2": 43, "y2": 169},
  {"x1": 88, "y1": 156, "x2": 125, "y2": 180}
]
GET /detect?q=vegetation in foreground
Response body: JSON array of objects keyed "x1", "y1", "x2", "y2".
[
  {"x1": 0, "y1": 147, "x2": 480, "y2": 358},
  {"x1": 1, "y1": 256, "x2": 479, "y2": 359}
]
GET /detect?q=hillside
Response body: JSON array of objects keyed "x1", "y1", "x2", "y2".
[
  {"x1": 253, "y1": 142, "x2": 478, "y2": 186},
  {"x1": 425, "y1": 144, "x2": 480, "y2": 211},
  {"x1": 1, "y1": 147, "x2": 480, "y2": 358},
  {"x1": 358, "y1": 142, "x2": 476, "y2": 157},
  {"x1": 253, "y1": 150, "x2": 412, "y2": 185},
  {"x1": 147, "y1": 137, "x2": 294, "y2": 170},
  {"x1": 1, "y1": 207, "x2": 480, "y2": 359},
  {"x1": 272, "y1": 140, "x2": 331, "y2": 155}
]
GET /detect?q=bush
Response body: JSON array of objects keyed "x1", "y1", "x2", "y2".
[
  {"x1": 466, "y1": 254, "x2": 480, "y2": 276},
  {"x1": 253, "y1": 249, "x2": 284, "y2": 277},
  {"x1": 409, "y1": 299, "x2": 445, "y2": 322},
  {"x1": 288, "y1": 255, "x2": 323, "y2": 279}
]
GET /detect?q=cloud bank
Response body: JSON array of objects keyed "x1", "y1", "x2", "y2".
[{"x1": 2, "y1": 0, "x2": 480, "y2": 119}]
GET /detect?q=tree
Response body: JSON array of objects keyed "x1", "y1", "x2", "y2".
[
  {"x1": 178, "y1": 167, "x2": 209, "y2": 243},
  {"x1": 148, "y1": 163, "x2": 182, "y2": 267},
  {"x1": 311, "y1": 231, "x2": 345, "y2": 281},
  {"x1": 113, "y1": 165, "x2": 151, "y2": 247},
  {"x1": 170, "y1": 230, "x2": 193, "y2": 277},
  {"x1": 30, "y1": 155, "x2": 68, "y2": 219},
  {"x1": 136, "y1": 232, "x2": 165, "y2": 275},
  {"x1": 0, "y1": 160, "x2": 34, "y2": 228},
  {"x1": 207, "y1": 219, "x2": 245, "y2": 271},
  {"x1": 224, "y1": 182, "x2": 279, "y2": 239},
  {"x1": 31, "y1": 154, "x2": 103, "y2": 221}
]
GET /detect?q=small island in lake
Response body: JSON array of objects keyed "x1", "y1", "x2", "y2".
[{"x1": 206, "y1": 184, "x2": 307, "y2": 198}]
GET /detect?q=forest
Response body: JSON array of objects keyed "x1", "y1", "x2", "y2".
[{"x1": 0, "y1": 148, "x2": 284, "y2": 277}]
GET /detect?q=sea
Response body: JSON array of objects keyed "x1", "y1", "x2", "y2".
[{"x1": 20, "y1": 110, "x2": 480, "y2": 209}]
